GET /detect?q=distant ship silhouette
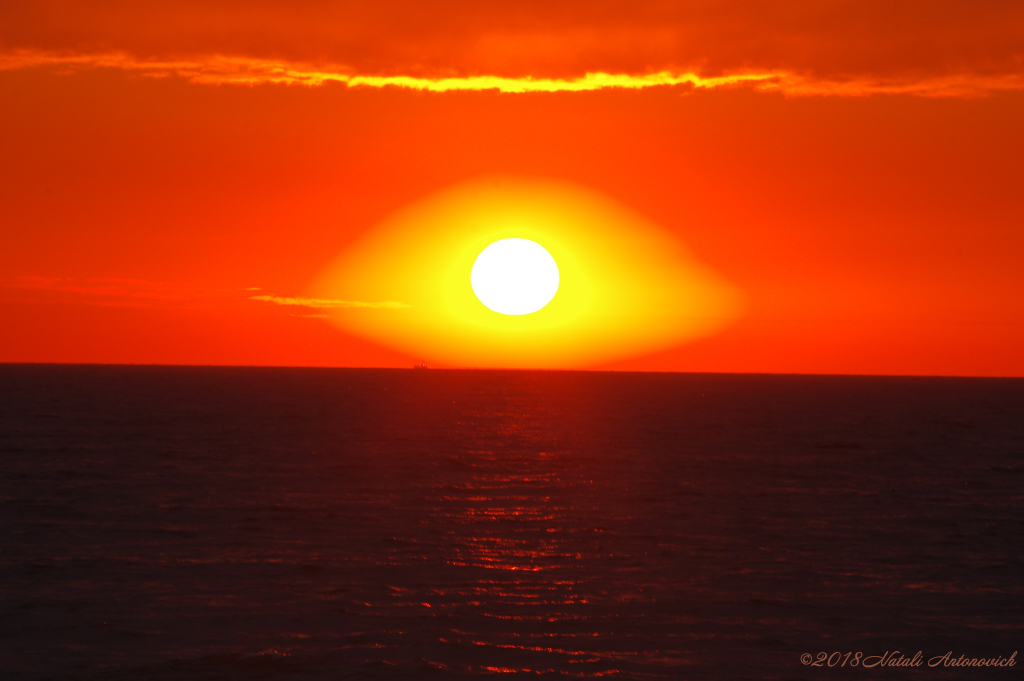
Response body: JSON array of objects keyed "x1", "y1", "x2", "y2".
[{"x1": 413, "y1": 363, "x2": 428, "y2": 370}]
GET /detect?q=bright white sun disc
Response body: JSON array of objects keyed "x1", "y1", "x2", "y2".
[{"x1": 470, "y1": 238, "x2": 560, "y2": 315}]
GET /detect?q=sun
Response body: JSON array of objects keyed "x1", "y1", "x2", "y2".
[{"x1": 470, "y1": 238, "x2": 560, "y2": 315}]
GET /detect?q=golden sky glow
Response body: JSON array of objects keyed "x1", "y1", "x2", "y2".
[{"x1": 314, "y1": 178, "x2": 742, "y2": 368}]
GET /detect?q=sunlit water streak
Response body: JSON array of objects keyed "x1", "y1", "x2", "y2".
[{"x1": 0, "y1": 366, "x2": 1021, "y2": 679}]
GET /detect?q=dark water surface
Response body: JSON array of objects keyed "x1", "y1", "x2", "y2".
[{"x1": 1, "y1": 365, "x2": 1022, "y2": 680}]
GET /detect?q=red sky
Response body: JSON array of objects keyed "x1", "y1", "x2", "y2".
[{"x1": 2, "y1": 1, "x2": 1023, "y2": 375}]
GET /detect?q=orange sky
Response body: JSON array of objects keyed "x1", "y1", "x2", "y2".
[{"x1": 2, "y1": 1, "x2": 1023, "y2": 375}]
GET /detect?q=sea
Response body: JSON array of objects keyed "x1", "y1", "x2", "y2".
[{"x1": 1, "y1": 365, "x2": 1021, "y2": 680}]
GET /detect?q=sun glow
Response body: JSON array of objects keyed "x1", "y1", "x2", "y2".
[
  {"x1": 471, "y1": 239, "x2": 560, "y2": 316},
  {"x1": 314, "y1": 177, "x2": 743, "y2": 368}
]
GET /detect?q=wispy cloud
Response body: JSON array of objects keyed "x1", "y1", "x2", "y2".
[
  {"x1": 4, "y1": 50, "x2": 1020, "y2": 97},
  {"x1": 2, "y1": 276, "x2": 410, "y2": 313},
  {"x1": 772, "y1": 73, "x2": 1024, "y2": 99},
  {"x1": 0, "y1": 50, "x2": 772, "y2": 92},
  {"x1": 250, "y1": 295, "x2": 409, "y2": 310},
  {"x1": 4, "y1": 276, "x2": 190, "y2": 307}
]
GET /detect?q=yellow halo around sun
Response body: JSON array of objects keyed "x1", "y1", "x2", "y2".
[
  {"x1": 471, "y1": 238, "x2": 560, "y2": 315},
  {"x1": 313, "y1": 177, "x2": 743, "y2": 368}
]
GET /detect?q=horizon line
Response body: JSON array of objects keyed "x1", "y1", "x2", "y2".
[{"x1": 1, "y1": 361, "x2": 1020, "y2": 380}]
